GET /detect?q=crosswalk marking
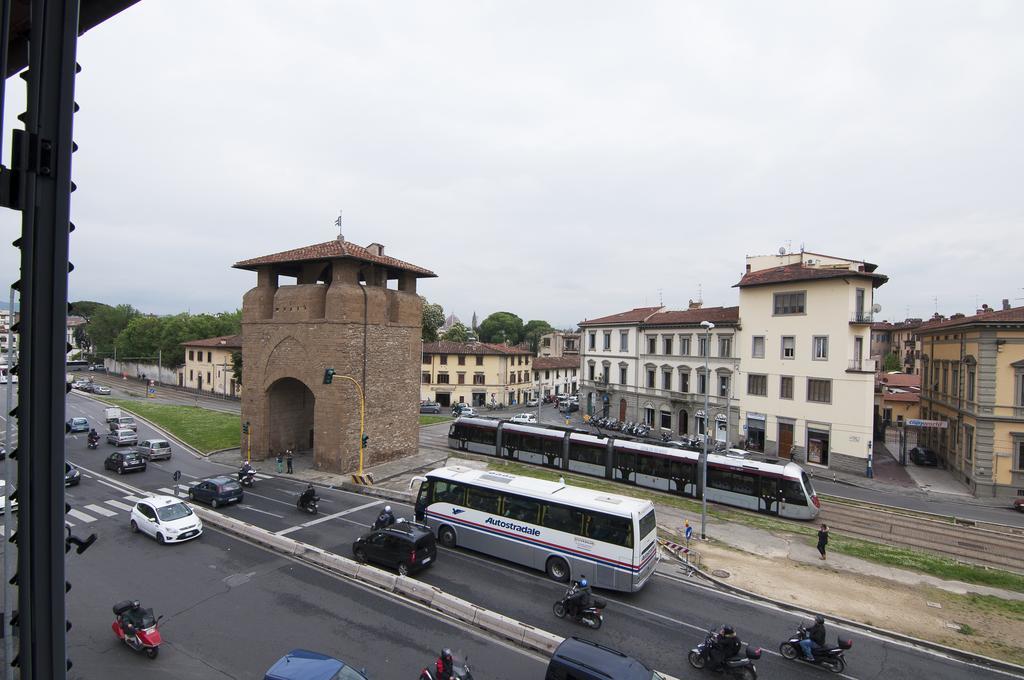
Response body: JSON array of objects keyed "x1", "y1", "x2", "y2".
[
  {"x1": 254, "y1": 473, "x2": 272, "y2": 480},
  {"x1": 105, "y1": 500, "x2": 134, "y2": 512},
  {"x1": 177, "y1": 484, "x2": 191, "y2": 492},
  {"x1": 122, "y1": 495, "x2": 146, "y2": 503},
  {"x1": 157, "y1": 487, "x2": 176, "y2": 495},
  {"x1": 66, "y1": 509, "x2": 95, "y2": 523},
  {"x1": 84, "y1": 504, "x2": 117, "y2": 517}
]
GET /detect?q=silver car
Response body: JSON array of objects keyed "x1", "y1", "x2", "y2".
[
  {"x1": 107, "y1": 428, "x2": 138, "y2": 447},
  {"x1": 137, "y1": 439, "x2": 172, "y2": 461}
]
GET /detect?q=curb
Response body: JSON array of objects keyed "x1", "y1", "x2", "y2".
[{"x1": 657, "y1": 539, "x2": 1024, "y2": 676}]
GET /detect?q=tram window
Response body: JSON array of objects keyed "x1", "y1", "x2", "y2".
[
  {"x1": 542, "y1": 436, "x2": 563, "y2": 458},
  {"x1": 433, "y1": 480, "x2": 466, "y2": 505},
  {"x1": 780, "y1": 479, "x2": 807, "y2": 505},
  {"x1": 669, "y1": 460, "x2": 693, "y2": 483},
  {"x1": 570, "y1": 442, "x2": 605, "y2": 466},
  {"x1": 707, "y1": 468, "x2": 730, "y2": 491},
  {"x1": 469, "y1": 425, "x2": 497, "y2": 445},
  {"x1": 519, "y1": 435, "x2": 543, "y2": 454},
  {"x1": 583, "y1": 512, "x2": 632, "y2": 547},
  {"x1": 502, "y1": 495, "x2": 540, "y2": 524},
  {"x1": 541, "y1": 504, "x2": 583, "y2": 534},
  {"x1": 502, "y1": 432, "x2": 520, "y2": 451},
  {"x1": 636, "y1": 452, "x2": 669, "y2": 478},
  {"x1": 466, "y1": 487, "x2": 501, "y2": 514},
  {"x1": 731, "y1": 471, "x2": 756, "y2": 495},
  {"x1": 613, "y1": 449, "x2": 636, "y2": 473}
]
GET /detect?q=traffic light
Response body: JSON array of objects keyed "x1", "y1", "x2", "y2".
[
  {"x1": 323, "y1": 368, "x2": 335, "y2": 384},
  {"x1": 242, "y1": 421, "x2": 250, "y2": 434},
  {"x1": 361, "y1": 434, "x2": 368, "y2": 449}
]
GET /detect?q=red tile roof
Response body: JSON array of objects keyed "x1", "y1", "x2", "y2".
[
  {"x1": 917, "y1": 306, "x2": 1024, "y2": 333},
  {"x1": 422, "y1": 340, "x2": 533, "y2": 356},
  {"x1": 644, "y1": 306, "x2": 740, "y2": 326},
  {"x1": 734, "y1": 263, "x2": 887, "y2": 289},
  {"x1": 234, "y1": 239, "x2": 436, "y2": 277},
  {"x1": 878, "y1": 373, "x2": 920, "y2": 388},
  {"x1": 883, "y1": 392, "x2": 920, "y2": 403},
  {"x1": 579, "y1": 306, "x2": 664, "y2": 326},
  {"x1": 180, "y1": 334, "x2": 242, "y2": 349},
  {"x1": 533, "y1": 356, "x2": 581, "y2": 370}
]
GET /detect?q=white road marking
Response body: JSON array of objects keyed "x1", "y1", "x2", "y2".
[
  {"x1": 276, "y1": 499, "x2": 382, "y2": 536},
  {"x1": 122, "y1": 495, "x2": 147, "y2": 503},
  {"x1": 236, "y1": 505, "x2": 285, "y2": 519},
  {"x1": 105, "y1": 500, "x2": 134, "y2": 512},
  {"x1": 66, "y1": 508, "x2": 96, "y2": 523},
  {"x1": 96, "y1": 477, "x2": 133, "y2": 494},
  {"x1": 254, "y1": 473, "x2": 272, "y2": 480},
  {"x1": 157, "y1": 488, "x2": 176, "y2": 495},
  {"x1": 83, "y1": 504, "x2": 117, "y2": 517}
]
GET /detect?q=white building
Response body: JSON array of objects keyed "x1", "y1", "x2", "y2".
[
  {"x1": 579, "y1": 304, "x2": 741, "y2": 440},
  {"x1": 735, "y1": 251, "x2": 887, "y2": 473},
  {"x1": 538, "y1": 331, "x2": 580, "y2": 358},
  {"x1": 532, "y1": 356, "x2": 579, "y2": 399}
]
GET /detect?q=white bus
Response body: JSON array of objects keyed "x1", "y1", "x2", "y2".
[{"x1": 414, "y1": 466, "x2": 659, "y2": 592}]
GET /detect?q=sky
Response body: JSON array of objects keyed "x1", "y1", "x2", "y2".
[{"x1": 1, "y1": 1, "x2": 1022, "y2": 330}]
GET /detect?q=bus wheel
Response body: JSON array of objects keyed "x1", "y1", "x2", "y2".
[
  {"x1": 546, "y1": 557, "x2": 570, "y2": 582},
  {"x1": 438, "y1": 526, "x2": 457, "y2": 548}
]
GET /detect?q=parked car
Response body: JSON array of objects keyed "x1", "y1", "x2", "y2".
[
  {"x1": 188, "y1": 476, "x2": 243, "y2": 508},
  {"x1": 419, "y1": 401, "x2": 441, "y2": 414},
  {"x1": 89, "y1": 363, "x2": 105, "y2": 372},
  {"x1": 352, "y1": 521, "x2": 437, "y2": 576},
  {"x1": 65, "y1": 417, "x2": 89, "y2": 433},
  {"x1": 76, "y1": 382, "x2": 94, "y2": 393},
  {"x1": 107, "y1": 428, "x2": 138, "y2": 447},
  {"x1": 92, "y1": 384, "x2": 111, "y2": 395},
  {"x1": 452, "y1": 404, "x2": 477, "y2": 417},
  {"x1": 546, "y1": 637, "x2": 664, "y2": 680},
  {"x1": 108, "y1": 416, "x2": 138, "y2": 432},
  {"x1": 1013, "y1": 497, "x2": 1024, "y2": 513},
  {"x1": 104, "y1": 450, "x2": 146, "y2": 475},
  {"x1": 137, "y1": 439, "x2": 172, "y2": 461},
  {"x1": 509, "y1": 412, "x2": 538, "y2": 424},
  {"x1": 64, "y1": 461, "x2": 81, "y2": 486},
  {"x1": 910, "y1": 446, "x2": 938, "y2": 466},
  {"x1": 264, "y1": 649, "x2": 367, "y2": 680},
  {"x1": 130, "y1": 495, "x2": 202, "y2": 544},
  {"x1": 526, "y1": 397, "x2": 539, "y2": 407}
]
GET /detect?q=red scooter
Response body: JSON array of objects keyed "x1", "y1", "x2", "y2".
[{"x1": 112, "y1": 600, "x2": 163, "y2": 659}]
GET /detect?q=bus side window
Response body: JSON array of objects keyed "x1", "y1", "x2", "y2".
[
  {"x1": 435, "y1": 481, "x2": 466, "y2": 505},
  {"x1": 466, "y1": 487, "x2": 501, "y2": 514},
  {"x1": 502, "y1": 494, "x2": 540, "y2": 524},
  {"x1": 541, "y1": 504, "x2": 582, "y2": 535},
  {"x1": 584, "y1": 512, "x2": 631, "y2": 547}
]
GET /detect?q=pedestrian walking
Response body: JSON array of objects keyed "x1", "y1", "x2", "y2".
[
  {"x1": 286, "y1": 449, "x2": 294, "y2": 474},
  {"x1": 817, "y1": 523, "x2": 829, "y2": 560},
  {"x1": 275, "y1": 453, "x2": 283, "y2": 474}
]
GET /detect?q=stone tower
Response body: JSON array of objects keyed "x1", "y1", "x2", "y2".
[{"x1": 234, "y1": 237, "x2": 436, "y2": 473}]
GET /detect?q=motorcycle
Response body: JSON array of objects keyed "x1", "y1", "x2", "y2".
[
  {"x1": 778, "y1": 624, "x2": 852, "y2": 674},
  {"x1": 419, "y1": 655, "x2": 474, "y2": 680},
  {"x1": 688, "y1": 628, "x2": 760, "y2": 680},
  {"x1": 552, "y1": 583, "x2": 605, "y2": 629},
  {"x1": 87, "y1": 437, "x2": 99, "y2": 450},
  {"x1": 112, "y1": 600, "x2": 163, "y2": 660},
  {"x1": 297, "y1": 491, "x2": 320, "y2": 514},
  {"x1": 238, "y1": 467, "x2": 256, "y2": 487}
]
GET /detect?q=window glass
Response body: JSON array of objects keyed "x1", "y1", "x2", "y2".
[
  {"x1": 433, "y1": 480, "x2": 466, "y2": 505},
  {"x1": 465, "y1": 487, "x2": 500, "y2": 514},
  {"x1": 639, "y1": 510, "x2": 657, "y2": 539},
  {"x1": 157, "y1": 503, "x2": 193, "y2": 522},
  {"x1": 541, "y1": 504, "x2": 583, "y2": 534},
  {"x1": 502, "y1": 495, "x2": 540, "y2": 524},
  {"x1": 583, "y1": 512, "x2": 632, "y2": 547},
  {"x1": 569, "y1": 442, "x2": 605, "y2": 466}
]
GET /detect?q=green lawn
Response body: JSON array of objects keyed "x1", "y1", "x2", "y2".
[
  {"x1": 419, "y1": 415, "x2": 452, "y2": 426},
  {"x1": 104, "y1": 398, "x2": 240, "y2": 454}
]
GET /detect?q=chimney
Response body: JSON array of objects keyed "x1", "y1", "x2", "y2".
[
  {"x1": 1003, "y1": 299, "x2": 1011, "y2": 311},
  {"x1": 367, "y1": 242, "x2": 385, "y2": 257}
]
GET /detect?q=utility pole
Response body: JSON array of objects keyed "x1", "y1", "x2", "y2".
[{"x1": 699, "y1": 320, "x2": 715, "y2": 540}]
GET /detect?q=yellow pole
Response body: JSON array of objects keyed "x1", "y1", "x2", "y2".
[
  {"x1": 247, "y1": 429, "x2": 251, "y2": 462},
  {"x1": 338, "y1": 376, "x2": 366, "y2": 476}
]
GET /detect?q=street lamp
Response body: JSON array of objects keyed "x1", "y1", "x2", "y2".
[{"x1": 699, "y1": 320, "x2": 715, "y2": 540}]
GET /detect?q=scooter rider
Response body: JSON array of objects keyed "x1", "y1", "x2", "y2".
[
  {"x1": 566, "y1": 575, "x2": 592, "y2": 619},
  {"x1": 708, "y1": 625, "x2": 742, "y2": 670},
  {"x1": 373, "y1": 505, "x2": 396, "y2": 530},
  {"x1": 87, "y1": 428, "x2": 99, "y2": 444},
  {"x1": 434, "y1": 647, "x2": 455, "y2": 680},
  {"x1": 800, "y1": 614, "x2": 827, "y2": 661},
  {"x1": 298, "y1": 483, "x2": 317, "y2": 508},
  {"x1": 238, "y1": 460, "x2": 254, "y2": 480}
]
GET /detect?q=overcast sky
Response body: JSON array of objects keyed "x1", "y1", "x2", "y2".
[{"x1": 2, "y1": 1, "x2": 1021, "y2": 329}]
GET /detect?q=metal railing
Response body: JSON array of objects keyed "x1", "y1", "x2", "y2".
[
  {"x1": 848, "y1": 358, "x2": 876, "y2": 372},
  {"x1": 850, "y1": 310, "x2": 874, "y2": 323}
]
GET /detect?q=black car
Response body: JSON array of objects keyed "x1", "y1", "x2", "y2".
[
  {"x1": 910, "y1": 446, "x2": 938, "y2": 466},
  {"x1": 65, "y1": 461, "x2": 81, "y2": 486},
  {"x1": 546, "y1": 637, "x2": 661, "y2": 680},
  {"x1": 188, "y1": 476, "x2": 243, "y2": 508},
  {"x1": 352, "y1": 521, "x2": 437, "y2": 576},
  {"x1": 103, "y1": 450, "x2": 147, "y2": 475}
]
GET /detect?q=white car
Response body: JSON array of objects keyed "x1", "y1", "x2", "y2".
[
  {"x1": 130, "y1": 495, "x2": 203, "y2": 544},
  {"x1": 525, "y1": 398, "x2": 539, "y2": 407},
  {"x1": 509, "y1": 413, "x2": 538, "y2": 424}
]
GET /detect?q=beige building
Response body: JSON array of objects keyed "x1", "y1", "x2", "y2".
[
  {"x1": 917, "y1": 305, "x2": 1024, "y2": 497},
  {"x1": 532, "y1": 356, "x2": 579, "y2": 399},
  {"x1": 736, "y1": 251, "x2": 887, "y2": 472},
  {"x1": 179, "y1": 334, "x2": 242, "y2": 397},
  {"x1": 421, "y1": 341, "x2": 533, "y2": 408},
  {"x1": 538, "y1": 331, "x2": 580, "y2": 358}
]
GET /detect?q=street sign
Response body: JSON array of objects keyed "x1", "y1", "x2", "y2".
[
  {"x1": 685, "y1": 524, "x2": 693, "y2": 540},
  {"x1": 147, "y1": 386, "x2": 156, "y2": 399},
  {"x1": 906, "y1": 419, "x2": 948, "y2": 429},
  {"x1": 172, "y1": 470, "x2": 181, "y2": 482}
]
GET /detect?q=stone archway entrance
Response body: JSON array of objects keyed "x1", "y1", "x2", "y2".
[{"x1": 267, "y1": 377, "x2": 315, "y2": 454}]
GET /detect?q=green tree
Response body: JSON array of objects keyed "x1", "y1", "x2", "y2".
[
  {"x1": 232, "y1": 350, "x2": 243, "y2": 386},
  {"x1": 70, "y1": 300, "x2": 109, "y2": 321},
  {"x1": 441, "y1": 322, "x2": 470, "y2": 342},
  {"x1": 522, "y1": 319, "x2": 555, "y2": 353},
  {"x1": 114, "y1": 315, "x2": 163, "y2": 360},
  {"x1": 883, "y1": 352, "x2": 901, "y2": 372},
  {"x1": 478, "y1": 312, "x2": 524, "y2": 344},
  {"x1": 422, "y1": 299, "x2": 444, "y2": 342},
  {"x1": 87, "y1": 303, "x2": 139, "y2": 357}
]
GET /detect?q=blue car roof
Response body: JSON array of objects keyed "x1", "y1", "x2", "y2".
[{"x1": 264, "y1": 649, "x2": 357, "y2": 680}]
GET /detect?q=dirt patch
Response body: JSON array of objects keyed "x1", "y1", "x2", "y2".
[{"x1": 695, "y1": 541, "x2": 1024, "y2": 665}]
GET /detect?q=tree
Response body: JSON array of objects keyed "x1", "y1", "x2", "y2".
[
  {"x1": 478, "y1": 312, "x2": 524, "y2": 344},
  {"x1": 883, "y1": 352, "x2": 901, "y2": 372},
  {"x1": 232, "y1": 350, "x2": 243, "y2": 386},
  {"x1": 441, "y1": 322, "x2": 470, "y2": 342},
  {"x1": 522, "y1": 319, "x2": 555, "y2": 353},
  {"x1": 422, "y1": 299, "x2": 444, "y2": 342},
  {"x1": 114, "y1": 315, "x2": 164, "y2": 360},
  {"x1": 86, "y1": 303, "x2": 139, "y2": 357}
]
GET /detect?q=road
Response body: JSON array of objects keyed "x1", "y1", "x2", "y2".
[{"x1": 23, "y1": 391, "x2": 1016, "y2": 679}]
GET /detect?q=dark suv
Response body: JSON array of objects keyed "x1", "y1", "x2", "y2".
[
  {"x1": 352, "y1": 521, "x2": 437, "y2": 576},
  {"x1": 546, "y1": 638, "x2": 664, "y2": 680},
  {"x1": 910, "y1": 446, "x2": 938, "y2": 466}
]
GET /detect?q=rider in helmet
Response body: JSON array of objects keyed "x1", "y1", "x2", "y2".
[
  {"x1": 299, "y1": 483, "x2": 316, "y2": 507},
  {"x1": 566, "y1": 575, "x2": 592, "y2": 619},
  {"x1": 800, "y1": 614, "x2": 827, "y2": 661},
  {"x1": 374, "y1": 505, "x2": 396, "y2": 530},
  {"x1": 87, "y1": 427, "x2": 99, "y2": 443},
  {"x1": 708, "y1": 624, "x2": 742, "y2": 670},
  {"x1": 238, "y1": 460, "x2": 254, "y2": 479},
  {"x1": 435, "y1": 648, "x2": 455, "y2": 680}
]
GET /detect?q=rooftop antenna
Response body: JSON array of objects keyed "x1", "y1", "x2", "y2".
[
  {"x1": 933, "y1": 296, "x2": 939, "y2": 314},
  {"x1": 335, "y1": 210, "x2": 344, "y2": 242},
  {"x1": 905, "y1": 305, "x2": 910, "y2": 320},
  {"x1": 697, "y1": 283, "x2": 703, "y2": 304},
  {"x1": 658, "y1": 288, "x2": 663, "y2": 306}
]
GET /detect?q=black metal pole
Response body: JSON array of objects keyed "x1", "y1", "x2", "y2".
[{"x1": 17, "y1": 0, "x2": 80, "y2": 677}]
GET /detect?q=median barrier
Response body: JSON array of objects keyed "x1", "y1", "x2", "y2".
[
  {"x1": 355, "y1": 563, "x2": 398, "y2": 592},
  {"x1": 520, "y1": 626, "x2": 562, "y2": 656},
  {"x1": 473, "y1": 609, "x2": 528, "y2": 647},
  {"x1": 393, "y1": 577, "x2": 442, "y2": 607},
  {"x1": 430, "y1": 592, "x2": 483, "y2": 627}
]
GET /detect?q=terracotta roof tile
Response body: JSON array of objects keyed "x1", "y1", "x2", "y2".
[
  {"x1": 734, "y1": 263, "x2": 887, "y2": 289},
  {"x1": 422, "y1": 340, "x2": 533, "y2": 356},
  {"x1": 181, "y1": 334, "x2": 242, "y2": 349},
  {"x1": 234, "y1": 239, "x2": 436, "y2": 277},
  {"x1": 644, "y1": 306, "x2": 740, "y2": 326},
  {"x1": 917, "y1": 306, "x2": 1024, "y2": 333},
  {"x1": 878, "y1": 373, "x2": 920, "y2": 388},
  {"x1": 883, "y1": 392, "x2": 920, "y2": 403},
  {"x1": 533, "y1": 356, "x2": 581, "y2": 370},
  {"x1": 579, "y1": 306, "x2": 664, "y2": 326}
]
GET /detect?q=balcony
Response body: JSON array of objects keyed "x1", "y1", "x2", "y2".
[
  {"x1": 850, "y1": 311, "x2": 874, "y2": 324},
  {"x1": 846, "y1": 358, "x2": 876, "y2": 373}
]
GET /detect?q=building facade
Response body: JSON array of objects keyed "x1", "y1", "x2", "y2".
[
  {"x1": 532, "y1": 356, "x2": 579, "y2": 399},
  {"x1": 179, "y1": 334, "x2": 242, "y2": 396},
  {"x1": 0, "y1": 308, "x2": 17, "y2": 357},
  {"x1": 735, "y1": 251, "x2": 886, "y2": 472},
  {"x1": 421, "y1": 341, "x2": 533, "y2": 408},
  {"x1": 579, "y1": 304, "x2": 741, "y2": 440},
  {"x1": 917, "y1": 306, "x2": 1024, "y2": 497},
  {"x1": 236, "y1": 236, "x2": 434, "y2": 473},
  {"x1": 538, "y1": 331, "x2": 580, "y2": 358}
]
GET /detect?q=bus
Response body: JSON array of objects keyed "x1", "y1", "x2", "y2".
[
  {"x1": 66, "y1": 359, "x2": 89, "y2": 371},
  {"x1": 414, "y1": 466, "x2": 659, "y2": 592},
  {"x1": 448, "y1": 417, "x2": 820, "y2": 521}
]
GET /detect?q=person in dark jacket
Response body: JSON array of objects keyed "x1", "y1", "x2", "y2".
[
  {"x1": 434, "y1": 648, "x2": 455, "y2": 680},
  {"x1": 817, "y1": 523, "x2": 829, "y2": 560},
  {"x1": 708, "y1": 625, "x2": 742, "y2": 670},
  {"x1": 799, "y1": 614, "x2": 827, "y2": 661}
]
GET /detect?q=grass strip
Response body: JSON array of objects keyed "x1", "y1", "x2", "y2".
[
  {"x1": 419, "y1": 415, "x2": 452, "y2": 426},
  {"x1": 104, "y1": 398, "x2": 240, "y2": 454}
]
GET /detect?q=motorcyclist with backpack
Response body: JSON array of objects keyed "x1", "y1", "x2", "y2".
[
  {"x1": 298, "y1": 483, "x2": 317, "y2": 510},
  {"x1": 435, "y1": 648, "x2": 455, "y2": 680},
  {"x1": 707, "y1": 625, "x2": 742, "y2": 671},
  {"x1": 566, "y1": 575, "x2": 592, "y2": 620},
  {"x1": 87, "y1": 428, "x2": 100, "y2": 446},
  {"x1": 373, "y1": 505, "x2": 396, "y2": 530}
]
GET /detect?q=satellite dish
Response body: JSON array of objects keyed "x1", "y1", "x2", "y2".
[
  {"x1": 872, "y1": 303, "x2": 882, "y2": 313},
  {"x1": 778, "y1": 247, "x2": 786, "y2": 255}
]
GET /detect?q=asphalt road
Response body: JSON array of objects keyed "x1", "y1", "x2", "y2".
[{"x1": 29, "y1": 391, "x2": 1017, "y2": 680}]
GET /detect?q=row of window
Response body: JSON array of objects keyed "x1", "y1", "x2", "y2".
[
  {"x1": 926, "y1": 360, "x2": 979, "y2": 404},
  {"x1": 535, "y1": 369, "x2": 578, "y2": 380},
  {"x1": 750, "y1": 335, "x2": 831, "y2": 361},
  {"x1": 187, "y1": 350, "x2": 215, "y2": 363},
  {"x1": 586, "y1": 330, "x2": 733, "y2": 359},
  {"x1": 747, "y1": 374, "x2": 832, "y2": 403},
  {"x1": 423, "y1": 372, "x2": 489, "y2": 385},
  {"x1": 428, "y1": 479, "x2": 634, "y2": 547}
]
